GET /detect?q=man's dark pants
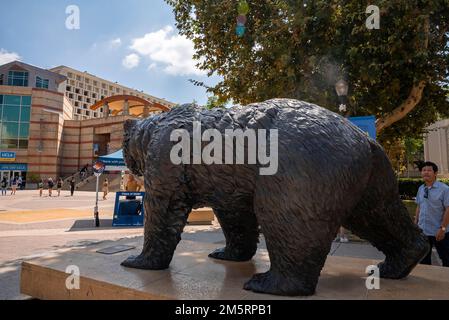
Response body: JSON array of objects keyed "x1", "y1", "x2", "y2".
[{"x1": 420, "y1": 233, "x2": 449, "y2": 267}]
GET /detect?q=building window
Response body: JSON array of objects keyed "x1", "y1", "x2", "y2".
[
  {"x1": 0, "y1": 95, "x2": 31, "y2": 149},
  {"x1": 66, "y1": 86, "x2": 72, "y2": 92},
  {"x1": 7, "y1": 71, "x2": 29, "y2": 87},
  {"x1": 67, "y1": 72, "x2": 73, "y2": 78},
  {"x1": 36, "y1": 76, "x2": 49, "y2": 89},
  {"x1": 0, "y1": 74, "x2": 3, "y2": 85}
]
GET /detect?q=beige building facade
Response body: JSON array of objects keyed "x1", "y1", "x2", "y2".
[
  {"x1": 50, "y1": 66, "x2": 176, "y2": 120},
  {"x1": 423, "y1": 119, "x2": 449, "y2": 177},
  {"x1": 0, "y1": 61, "x2": 172, "y2": 185}
]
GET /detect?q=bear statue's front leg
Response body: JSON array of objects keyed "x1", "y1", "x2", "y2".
[
  {"x1": 208, "y1": 207, "x2": 259, "y2": 262},
  {"x1": 121, "y1": 190, "x2": 192, "y2": 270}
]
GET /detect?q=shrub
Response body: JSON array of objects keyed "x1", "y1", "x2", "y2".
[{"x1": 398, "y1": 178, "x2": 449, "y2": 199}]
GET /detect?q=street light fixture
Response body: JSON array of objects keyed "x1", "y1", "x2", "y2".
[{"x1": 335, "y1": 79, "x2": 349, "y2": 114}]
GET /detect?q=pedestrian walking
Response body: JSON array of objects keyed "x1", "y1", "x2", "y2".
[
  {"x1": 10, "y1": 177, "x2": 17, "y2": 195},
  {"x1": 1, "y1": 177, "x2": 7, "y2": 196},
  {"x1": 48, "y1": 178, "x2": 54, "y2": 197},
  {"x1": 57, "y1": 178, "x2": 63, "y2": 197},
  {"x1": 17, "y1": 176, "x2": 23, "y2": 190},
  {"x1": 103, "y1": 178, "x2": 109, "y2": 200},
  {"x1": 38, "y1": 179, "x2": 44, "y2": 197},
  {"x1": 415, "y1": 162, "x2": 449, "y2": 267},
  {"x1": 70, "y1": 177, "x2": 75, "y2": 197}
]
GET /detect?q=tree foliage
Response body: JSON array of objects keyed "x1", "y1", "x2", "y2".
[{"x1": 165, "y1": 0, "x2": 449, "y2": 141}]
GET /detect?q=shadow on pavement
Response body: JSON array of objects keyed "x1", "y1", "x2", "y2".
[{"x1": 67, "y1": 219, "x2": 142, "y2": 232}]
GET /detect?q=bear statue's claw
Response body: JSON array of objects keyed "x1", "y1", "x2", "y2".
[
  {"x1": 121, "y1": 254, "x2": 169, "y2": 270},
  {"x1": 208, "y1": 247, "x2": 254, "y2": 262},
  {"x1": 243, "y1": 271, "x2": 316, "y2": 296}
]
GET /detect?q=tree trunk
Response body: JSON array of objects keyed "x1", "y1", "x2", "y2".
[{"x1": 375, "y1": 80, "x2": 426, "y2": 133}]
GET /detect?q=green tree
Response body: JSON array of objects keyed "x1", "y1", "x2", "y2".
[
  {"x1": 204, "y1": 95, "x2": 227, "y2": 109},
  {"x1": 166, "y1": 0, "x2": 449, "y2": 140}
]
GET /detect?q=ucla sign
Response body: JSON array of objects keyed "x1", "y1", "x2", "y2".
[
  {"x1": 0, "y1": 152, "x2": 16, "y2": 162},
  {"x1": 349, "y1": 116, "x2": 377, "y2": 141}
]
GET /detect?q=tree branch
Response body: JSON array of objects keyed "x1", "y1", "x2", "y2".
[{"x1": 375, "y1": 80, "x2": 427, "y2": 133}]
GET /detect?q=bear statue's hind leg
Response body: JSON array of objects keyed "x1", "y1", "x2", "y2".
[
  {"x1": 209, "y1": 207, "x2": 259, "y2": 262},
  {"x1": 244, "y1": 199, "x2": 339, "y2": 296},
  {"x1": 343, "y1": 196, "x2": 429, "y2": 279},
  {"x1": 343, "y1": 141, "x2": 429, "y2": 279}
]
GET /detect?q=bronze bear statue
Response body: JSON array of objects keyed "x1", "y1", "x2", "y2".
[{"x1": 121, "y1": 98, "x2": 429, "y2": 296}]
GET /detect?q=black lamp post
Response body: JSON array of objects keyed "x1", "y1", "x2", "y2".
[{"x1": 335, "y1": 79, "x2": 349, "y2": 115}]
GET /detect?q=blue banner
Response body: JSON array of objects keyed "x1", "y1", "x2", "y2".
[
  {"x1": 349, "y1": 116, "x2": 377, "y2": 140},
  {"x1": 0, "y1": 163, "x2": 28, "y2": 171}
]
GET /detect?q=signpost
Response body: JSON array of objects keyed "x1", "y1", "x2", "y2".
[{"x1": 92, "y1": 160, "x2": 105, "y2": 227}]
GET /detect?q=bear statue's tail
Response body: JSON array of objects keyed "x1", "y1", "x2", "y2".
[{"x1": 342, "y1": 139, "x2": 430, "y2": 279}]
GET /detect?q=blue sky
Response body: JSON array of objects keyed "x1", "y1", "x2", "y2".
[{"x1": 0, "y1": 0, "x2": 220, "y2": 105}]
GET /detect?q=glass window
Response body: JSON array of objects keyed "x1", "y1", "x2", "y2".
[
  {"x1": 2, "y1": 122, "x2": 19, "y2": 139},
  {"x1": 7, "y1": 71, "x2": 29, "y2": 87},
  {"x1": 19, "y1": 123, "x2": 29, "y2": 138},
  {"x1": 0, "y1": 95, "x2": 3, "y2": 104},
  {"x1": 21, "y1": 96, "x2": 31, "y2": 106},
  {"x1": 3, "y1": 105, "x2": 20, "y2": 121},
  {"x1": 36, "y1": 76, "x2": 49, "y2": 89},
  {"x1": 4, "y1": 95, "x2": 21, "y2": 105},
  {"x1": 0, "y1": 95, "x2": 31, "y2": 149},
  {"x1": 20, "y1": 107, "x2": 31, "y2": 122},
  {"x1": 1, "y1": 139, "x2": 18, "y2": 149},
  {"x1": 18, "y1": 139, "x2": 28, "y2": 149}
]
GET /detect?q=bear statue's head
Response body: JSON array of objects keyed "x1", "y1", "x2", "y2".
[{"x1": 123, "y1": 119, "x2": 145, "y2": 177}]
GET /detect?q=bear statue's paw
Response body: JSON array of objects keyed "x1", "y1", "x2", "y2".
[
  {"x1": 377, "y1": 261, "x2": 408, "y2": 279},
  {"x1": 377, "y1": 239, "x2": 430, "y2": 280},
  {"x1": 243, "y1": 270, "x2": 316, "y2": 296},
  {"x1": 208, "y1": 247, "x2": 255, "y2": 262},
  {"x1": 121, "y1": 254, "x2": 169, "y2": 270}
]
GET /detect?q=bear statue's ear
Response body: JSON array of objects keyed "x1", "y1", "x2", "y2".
[{"x1": 124, "y1": 119, "x2": 138, "y2": 133}]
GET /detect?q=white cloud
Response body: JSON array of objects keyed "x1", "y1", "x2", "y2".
[
  {"x1": 148, "y1": 63, "x2": 157, "y2": 71},
  {"x1": 130, "y1": 26, "x2": 205, "y2": 76},
  {"x1": 0, "y1": 49, "x2": 21, "y2": 65},
  {"x1": 122, "y1": 53, "x2": 140, "y2": 69},
  {"x1": 109, "y1": 38, "x2": 122, "y2": 48}
]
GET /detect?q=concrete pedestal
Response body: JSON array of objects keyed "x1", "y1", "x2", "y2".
[{"x1": 20, "y1": 237, "x2": 449, "y2": 300}]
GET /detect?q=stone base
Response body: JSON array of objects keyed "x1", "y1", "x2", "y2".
[
  {"x1": 20, "y1": 237, "x2": 449, "y2": 300},
  {"x1": 188, "y1": 208, "x2": 215, "y2": 225}
]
